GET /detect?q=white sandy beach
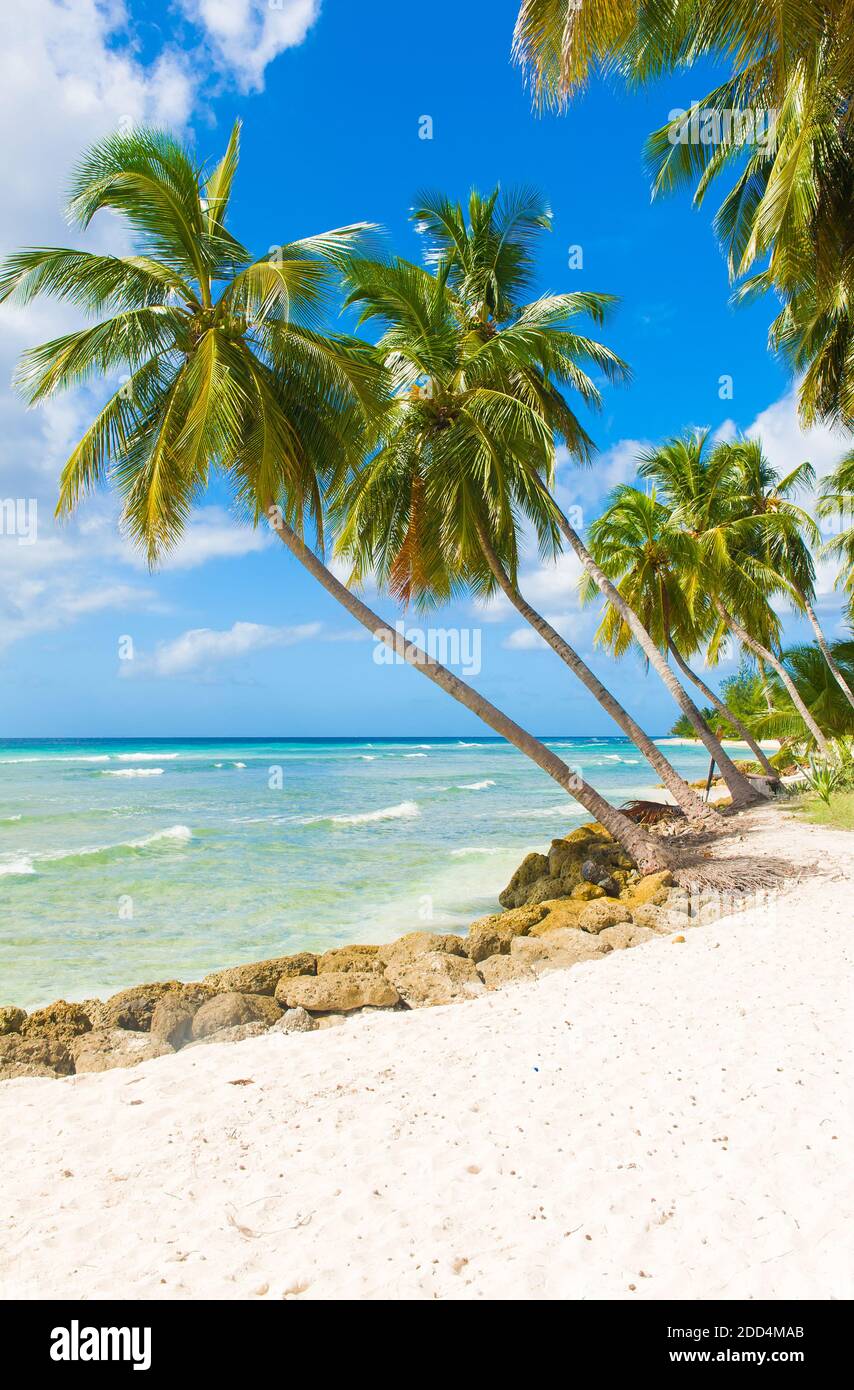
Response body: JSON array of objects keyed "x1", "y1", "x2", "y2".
[{"x1": 1, "y1": 804, "x2": 852, "y2": 1302}]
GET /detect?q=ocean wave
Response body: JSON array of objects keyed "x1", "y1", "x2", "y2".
[
  {"x1": 102, "y1": 768, "x2": 164, "y2": 777},
  {"x1": 0, "y1": 754, "x2": 111, "y2": 764},
  {"x1": 603, "y1": 755, "x2": 640, "y2": 764},
  {"x1": 0, "y1": 814, "x2": 23, "y2": 823},
  {"x1": 0, "y1": 855, "x2": 36, "y2": 877},
  {"x1": 457, "y1": 780, "x2": 496, "y2": 791},
  {"x1": 0, "y1": 825, "x2": 192, "y2": 877},
  {"x1": 403, "y1": 753, "x2": 427, "y2": 758},
  {"x1": 450, "y1": 846, "x2": 508, "y2": 857},
  {"x1": 233, "y1": 762, "x2": 247, "y2": 768},
  {"x1": 116, "y1": 752, "x2": 180, "y2": 762},
  {"x1": 304, "y1": 800, "x2": 420, "y2": 827},
  {"x1": 495, "y1": 805, "x2": 585, "y2": 820},
  {"x1": 356, "y1": 755, "x2": 376, "y2": 761},
  {"x1": 456, "y1": 741, "x2": 487, "y2": 747}
]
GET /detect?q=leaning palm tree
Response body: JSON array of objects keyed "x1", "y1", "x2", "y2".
[
  {"x1": 638, "y1": 430, "x2": 832, "y2": 756},
  {"x1": 0, "y1": 125, "x2": 673, "y2": 869},
  {"x1": 334, "y1": 190, "x2": 727, "y2": 823},
  {"x1": 583, "y1": 484, "x2": 779, "y2": 778},
  {"x1": 817, "y1": 449, "x2": 854, "y2": 616},
  {"x1": 513, "y1": 1, "x2": 854, "y2": 429},
  {"x1": 724, "y1": 437, "x2": 854, "y2": 713},
  {"x1": 394, "y1": 187, "x2": 764, "y2": 809}
]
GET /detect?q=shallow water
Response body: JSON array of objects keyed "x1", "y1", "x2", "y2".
[{"x1": 0, "y1": 735, "x2": 718, "y2": 1008}]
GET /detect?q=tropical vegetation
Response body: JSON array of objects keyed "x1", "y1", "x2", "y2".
[{"x1": 513, "y1": 1, "x2": 854, "y2": 429}]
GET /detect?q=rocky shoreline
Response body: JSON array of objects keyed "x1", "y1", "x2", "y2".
[{"x1": 1, "y1": 820, "x2": 722, "y2": 1081}]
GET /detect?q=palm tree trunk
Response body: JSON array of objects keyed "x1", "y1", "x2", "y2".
[
  {"x1": 758, "y1": 659, "x2": 774, "y2": 712},
  {"x1": 552, "y1": 507, "x2": 766, "y2": 809},
  {"x1": 667, "y1": 640, "x2": 778, "y2": 778},
  {"x1": 473, "y1": 521, "x2": 721, "y2": 825},
  {"x1": 268, "y1": 508, "x2": 672, "y2": 872},
  {"x1": 800, "y1": 594, "x2": 854, "y2": 713},
  {"x1": 712, "y1": 598, "x2": 831, "y2": 758}
]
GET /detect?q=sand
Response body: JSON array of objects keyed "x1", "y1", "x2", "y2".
[{"x1": 1, "y1": 803, "x2": 852, "y2": 1301}]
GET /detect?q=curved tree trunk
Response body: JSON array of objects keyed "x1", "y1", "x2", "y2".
[
  {"x1": 473, "y1": 521, "x2": 722, "y2": 826},
  {"x1": 552, "y1": 507, "x2": 766, "y2": 809},
  {"x1": 713, "y1": 598, "x2": 831, "y2": 758},
  {"x1": 667, "y1": 640, "x2": 778, "y2": 778},
  {"x1": 268, "y1": 508, "x2": 672, "y2": 871},
  {"x1": 800, "y1": 594, "x2": 854, "y2": 713}
]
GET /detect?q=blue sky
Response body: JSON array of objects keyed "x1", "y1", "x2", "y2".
[{"x1": 0, "y1": 0, "x2": 848, "y2": 738}]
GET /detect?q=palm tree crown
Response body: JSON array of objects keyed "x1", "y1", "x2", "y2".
[{"x1": 0, "y1": 123, "x2": 378, "y2": 563}]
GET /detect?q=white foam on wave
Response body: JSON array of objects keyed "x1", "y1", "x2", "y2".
[
  {"x1": 1, "y1": 814, "x2": 23, "y2": 823},
  {"x1": 0, "y1": 755, "x2": 111, "y2": 764},
  {"x1": 457, "y1": 780, "x2": 496, "y2": 791},
  {"x1": 233, "y1": 762, "x2": 247, "y2": 769},
  {"x1": 102, "y1": 768, "x2": 164, "y2": 777},
  {"x1": 116, "y1": 752, "x2": 180, "y2": 762},
  {"x1": 403, "y1": 753, "x2": 427, "y2": 758},
  {"x1": 356, "y1": 755, "x2": 376, "y2": 761},
  {"x1": 456, "y1": 741, "x2": 487, "y2": 748},
  {"x1": 304, "y1": 800, "x2": 420, "y2": 827},
  {"x1": 0, "y1": 825, "x2": 192, "y2": 876},
  {"x1": 496, "y1": 804, "x2": 585, "y2": 820},
  {"x1": 0, "y1": 854, "x2": 35, "y2": 877},
  {"x1": 450, "y1": 846, "x2": 508, "y2": 858}
]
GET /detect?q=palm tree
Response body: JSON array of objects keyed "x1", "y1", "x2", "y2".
[
  {"x1": 637, "y1": 430, "x2": 832, "y2": 756},
  {"x1": 725, "y1": 437, "x2": 854, "y2": 713},
  {"x1": 395, "y1": 188, "x2": 765, "y2": 809},
  {"x1": 583, "y1": 484, "x2": 779, "y2": 777},
  {"x1": 0, "y1": 126, "x2": 673, "y2": 870},
  {"x1": 818, "y1": 449, "x2": 854, "y2": 616},
  {"x1": 512, "y1": 1, "x2": 854, "y2": 429},
  {"x1": 756, "y1": 641, "x2": 854, "y2": 746},
  {"x1": 334, "y1": 190, "x2": 724, "y2": 824}
]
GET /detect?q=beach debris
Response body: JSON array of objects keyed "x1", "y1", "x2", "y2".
[{"x1": 620, "y1": 800, "x2": 685, "y2": 826}]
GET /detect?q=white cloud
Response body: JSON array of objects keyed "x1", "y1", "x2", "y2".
[
  {"x1": 555, "y1": 437, "x2": 648, "y2": 511},
  {"x1": 746, "y1": 387, "x2": 848, "y2": 482},
  {"x1": 177, "y1": 0, "x2": 322, "y2": 92},
  {"x1": 131, "y1": 620, "x2": 322, "y2": 678}
]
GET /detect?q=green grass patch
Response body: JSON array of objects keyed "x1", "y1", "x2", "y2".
[{"x1": 791, "y1": 790, "x2": 854, "y2": 832}]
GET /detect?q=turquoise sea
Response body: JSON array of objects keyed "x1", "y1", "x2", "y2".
[{"x1": 0, "y1": 735, "x2": 717, "y2": 1009}]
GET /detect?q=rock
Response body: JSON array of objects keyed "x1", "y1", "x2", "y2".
[
  {"x1": 630, "y1": 903, "x2": 686, "y2": 933},
  {"x1": 203, "y1": 953, "x2": 315, "y2": 996},
  {"x1": 78, "y1": 998, "x2": 110, "y2": 1031},
  {"x1": 465, "y1": 905, "x2": 548, "y2": 963},
  {"x1": 282, "y1": 972, "x2": 399, "y2": 1014},
  {"x1": 0, "y1": 1032, "x2": 73, "y2": 1077},
  {"x1": 150, "y1": 996, "x2": 198, "y2": 1049},
  {"x1": 0, "y1": 1062, "x2": 58, "y2": 1081},
  {"x1": 270, "y1": 1007, "x2": 317, "y2": 1035},
  {"x1": 510, "y1": 928, "x2": 606, "y2": 975},
  {"x1": 102, "y1": 982, "x2": 180, "y2": 1032},
  {"x1": 571, "y1": 882, "x2": 605, "y2": 901},
  {"x1": 577, "y1": 900, "x2": 633, "y2": 933},
  {"x1": 185, "y1": 1022, "x2": 269, "y2": 1048},
  {"x1": 20, "y1": 1000, "x2": 91, "y2": 1042},
  {"x1": 315, "y1": 1013, "x2": 348, "y2": 1030},
  {"x1": 525, "y1": 875, "x2": 573, "y2": 905},
  {"x1": 385, "y1": 953, "x2": 485, "y2": 1009},
  {"x1": 498, "y1": 852, "x2": 550, "y2": 909},
  {"x1": 191, "y1": 992, "x2": 282, "y2": 1040},
  {"x1": 0, "y1": 1007, "x2": 26, "y2": 1035},
  {"x1": 598, "y1": 923, "x2": 659, "y2": 952},
  {"x1": 477, "y1": 954, "x2": 536, "y2": 991},
  {"x1": 316, "y1": 945, "x2": 382, "y2": 975},
  {"x1": 71, "y1": 1029, "x2": 174, "y2": 1074},
  {"x1": 377, "y1": 932, "x2": 468, "y2": 968},
  {"x1": 526, "y1": 899, "x2": 586, "y2": 934},
  {"x1": 621, "y1": 870, "x2": 674, "y2": 908}
]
